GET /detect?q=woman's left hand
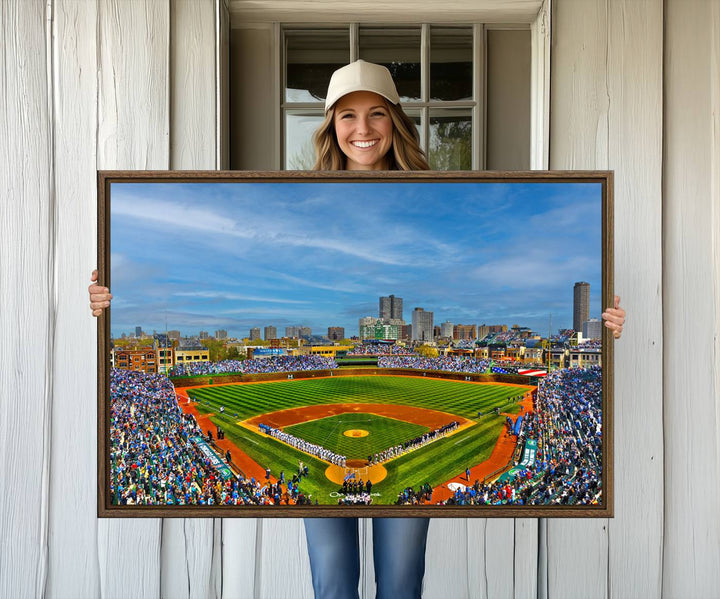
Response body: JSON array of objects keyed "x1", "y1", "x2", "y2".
[{"x1": 602, "y1": 295, "x2": 625, "y2": 339}]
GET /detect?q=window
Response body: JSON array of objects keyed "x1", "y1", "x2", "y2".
[
  {"x1": 283, "y1": 25, "x2": 478, "y2": 170},
  {"x1": 230, "y1": 22, "x2": 532, "y2": 171}
]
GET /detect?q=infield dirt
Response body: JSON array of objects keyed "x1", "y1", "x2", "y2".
[{"x1": 244, "y1": 402, "x2": 474, "y2": 430}]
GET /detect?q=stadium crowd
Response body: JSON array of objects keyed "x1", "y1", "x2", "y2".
[
  {"x1": 378, "y1": 355, "x2": 491, "y2": 373},
  {"x1": 394, "y1": 482, "x2": 434, "y2": 505},
  {"x1": 529, "y1": 365, "x2": 602, "y2": 504},
  {"x1": 451, "y1": 339, "x2": 476, "y2": 350},
  {"x1": 111, "y1": 369, "x2": 253, "y2": 505},
  {"x1": 378, "y1": 354, "x2": 546, "y2": 376},
  {"x1": 395, "y1": 366, "x2": 602, "y2": 506},
  {"x1": 169, "y1": 355, "x2": 336, "y2": 377},
  {"x1": 260, "y1": 425, "x2": 347, "y2": 467},
  {"x1": 577, "y1": 339, "x2": 602, "y2": 349},
  {"x1": 169, "y1": 359, "x2": 244, "y2": 376},
  {"x1": 110, "y1": 369, "x2": 314, "y2": 506},
  {"x1": 243, "y1": 355, "x2": 336, "y2": 374}
]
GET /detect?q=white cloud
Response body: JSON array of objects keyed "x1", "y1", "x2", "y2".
[
  {"x1": 173, "y1": 290, "x2": 309, "y2": 304},
  {"x1": 471, "y1": 250, "x2": 597, "y2": 290},
  {"x1": 113, "y1": 198, "x2": 241, "y2": 235}
]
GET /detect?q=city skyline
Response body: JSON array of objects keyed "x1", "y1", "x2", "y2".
[{"x1": 110, "y1": 181, "x2": 603, "y2": 339}]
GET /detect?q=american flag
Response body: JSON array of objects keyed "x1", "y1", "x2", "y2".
[{"x1": 518, "y1": 369, "x2": 547, "y2": 378}]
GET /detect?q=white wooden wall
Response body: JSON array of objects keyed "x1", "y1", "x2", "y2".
[{"x1": 1, "y1": 0, "x2": 718, "y2": 597}]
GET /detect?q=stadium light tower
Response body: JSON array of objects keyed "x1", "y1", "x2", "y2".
[
  {"x1": 160, "y1": 308, "x2": 169, "y2": 375},
  {"x1": 547, "y1": 313, "x2": 552, "y2": 372}
]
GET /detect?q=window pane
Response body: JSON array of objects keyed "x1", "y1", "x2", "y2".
[
  {"x1": 359, "y1": 28, "x2": 421, "y2": 102},
  {"x1": 286, "y1": 30, "x2": 349, "y2": 103},
  {"x1": 429, "y1": 109, "x2": 472, "y2": 170},
  {"x1": 285, "y1": 112, "x2": 324, "y2": 169},
  {"x1": 430, "y1": 27, "x2": 473, "y2": 101},
  {"x1": 402, "y1": 108, "x2": 423, "y2": 149}
]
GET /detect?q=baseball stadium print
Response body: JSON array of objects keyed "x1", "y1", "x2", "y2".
[{"x1": 97, "y1": 170, "x2": 614, "y2": 518}]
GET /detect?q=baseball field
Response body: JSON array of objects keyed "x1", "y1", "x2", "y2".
[{"x1": 182, "y1": 374, "x2": 533, "y2": 505}]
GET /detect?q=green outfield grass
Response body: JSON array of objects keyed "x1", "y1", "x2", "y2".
[
  {"x1": 284, "y1": 413, "x2": 429, "y2": 460},
  {"x1": 188, "y1": 375, "x2": 525, "y2": 420},
  {"x1": 188, "y1": 375, "x2": 528, "y2": 505}
]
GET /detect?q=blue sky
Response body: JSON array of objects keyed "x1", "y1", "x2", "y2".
[{"x1": 110, "y1": 181, "x2": 603, "y2": 339}]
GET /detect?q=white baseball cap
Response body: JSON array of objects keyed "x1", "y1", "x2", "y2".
[{"x1": 324, "y1": 60, "x2": 400, "y2": 112}]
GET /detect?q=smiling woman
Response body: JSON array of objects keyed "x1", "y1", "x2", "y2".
[{"x1": 311, "y1": 60, "x2": 430, "y2": 172}]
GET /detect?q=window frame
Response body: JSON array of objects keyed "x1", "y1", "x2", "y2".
[
  {"x1": 281, "y1": 23, "x2": 487, "y2": 170},
  {"x1": 229, "y1": 1, "x2": 550, "y2": 171}
]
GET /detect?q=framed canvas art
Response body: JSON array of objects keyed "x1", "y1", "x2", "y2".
[{"x1": 97, "y1": 170, "x2": 613, "y2": 518}]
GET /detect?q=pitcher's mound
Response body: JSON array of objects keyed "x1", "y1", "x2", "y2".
[
  {"x1": 343, "y1": 429, "x2": 369, "y2": 437},
  {"x1": 325, "y1": 462, "x2": 388, "y2": 485}
]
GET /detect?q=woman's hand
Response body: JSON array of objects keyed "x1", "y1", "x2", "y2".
[
  {"x1": 601, "y1": 295, "x2": 625, "y2": 339},
  {"x1": 89, "y1": 269, "x2": 112, "y2": 316}
]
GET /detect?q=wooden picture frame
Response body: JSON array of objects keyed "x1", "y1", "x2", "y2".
[{"x1": 97, "y1": 170, "x2": 613, "y2": 518}]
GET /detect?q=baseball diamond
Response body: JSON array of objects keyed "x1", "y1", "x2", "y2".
[
  {"x1": 284, "y1": 413, "x2": 432, "y2": 459},
  {"x1": 180, "y1": 374, "x2": 532, "y2": 505}
]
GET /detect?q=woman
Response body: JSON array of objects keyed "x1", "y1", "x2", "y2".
[
  {"x1": 89, "y1": 60, "x2": 626, "y2": 599},
  {"x1": 302, "y1": 60, "x2": 432, "y2": 599}
]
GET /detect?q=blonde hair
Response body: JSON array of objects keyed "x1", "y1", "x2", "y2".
[{"x1": 312, "y1": 100, "x2": 430, "y2": 171}]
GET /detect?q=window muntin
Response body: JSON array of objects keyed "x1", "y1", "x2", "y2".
[{"x1": 282, "y1": 25, "x2": 477, "y2": 170}]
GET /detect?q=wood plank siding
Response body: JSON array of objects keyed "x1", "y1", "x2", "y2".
[{"x1": 1, "y1": 0, "x2": 717, "y2": 597}]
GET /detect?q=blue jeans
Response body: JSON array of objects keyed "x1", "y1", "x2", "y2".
[{"x1": 304, "y1": 517, "x2": 430, "y2": 599}]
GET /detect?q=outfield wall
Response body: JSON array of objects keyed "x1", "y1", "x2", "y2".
[{"x1": 171, "y1": 368, "x2": 538, "y2": 388}]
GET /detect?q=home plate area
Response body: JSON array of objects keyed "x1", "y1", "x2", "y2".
[{"x1": 244, "y1": 403, "x2": 472, "y2": 487}]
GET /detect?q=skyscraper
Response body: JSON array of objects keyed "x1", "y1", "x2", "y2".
[
  {"x1": 264, "y1": 326, "x2": 277, "y2": 340},
  {"x1": 379, "y1": 296, "x2": 390, "y2": 319},
  {"x1": 285, "y1": 326, "x2": 311, "y2": 338},
  {"x1": 379, "y1": 294, "x2": 403, "y2": 321},
  {"x1": 328, "y1": 327, "x2": 345, "y2": 341},
  {"x1": 249, "y1": 327, "x2": 261, "y2": 341},
  {"x1": 574, "y1": 282, "x2": 590, "y2": 333},
  {"x1": 412, "y1": 307, "x2": 433, "y2": 342},
  {"x1": 583, "y1": 318, "x2": 602, "y2": 339}
]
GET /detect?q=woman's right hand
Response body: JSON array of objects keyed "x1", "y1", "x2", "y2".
[{"x1": 89, "y1": 269, "x2": 112, "y2": 316}]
